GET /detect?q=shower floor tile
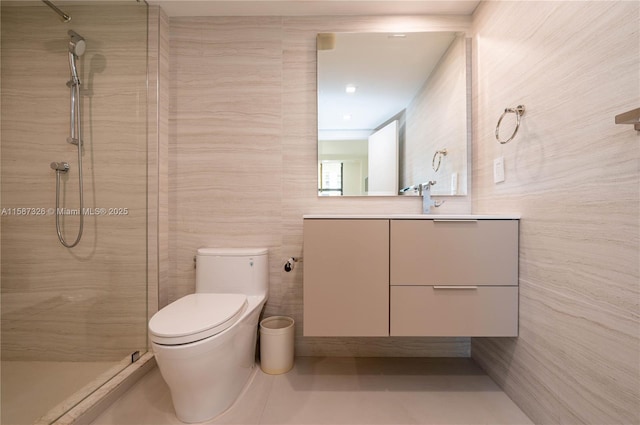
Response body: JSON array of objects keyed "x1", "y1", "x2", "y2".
[
  {"x1": 91, "y1": 357, "x2": 533, "y2": 425},
  {"x1": 1, "y1": 360, "x2": 120, "y2": 425}
]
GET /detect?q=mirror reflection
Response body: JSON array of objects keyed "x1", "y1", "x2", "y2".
[{"x1": 317, "y1": 32, "x2": 470, "y2": 196}]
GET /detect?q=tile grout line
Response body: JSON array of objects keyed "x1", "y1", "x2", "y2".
[{"x1": 255, "y1": 369, "x2": 278, "y2": 425}]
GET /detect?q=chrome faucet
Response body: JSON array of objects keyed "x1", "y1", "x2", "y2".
[{"x1": 419, "y1": 181, "x2": 444, "y2": 214}]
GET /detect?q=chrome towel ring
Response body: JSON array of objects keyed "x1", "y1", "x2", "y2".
[
  {"x1": 432, "y1": 148, "x2": 448, "y2": 172},
  {"x1": 495, "y1": 105, "x2": 525, "y2": 144}
]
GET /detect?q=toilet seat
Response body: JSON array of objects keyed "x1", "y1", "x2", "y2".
[{"x1": 149, "y1": 293, "x2": 248, "y2": 345}]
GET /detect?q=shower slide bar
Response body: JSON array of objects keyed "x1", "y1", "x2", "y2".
[{"x1": 51, "y1": 30, "x2": 86, "y2": 248}]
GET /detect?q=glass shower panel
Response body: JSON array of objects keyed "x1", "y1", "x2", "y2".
[{"x1": 0, "y1": 1, "x2": 148, "y2": 424}]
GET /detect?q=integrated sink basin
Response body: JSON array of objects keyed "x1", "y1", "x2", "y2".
[{"x1": 303, "y1": 214, "x2": 521, "y2": 220}]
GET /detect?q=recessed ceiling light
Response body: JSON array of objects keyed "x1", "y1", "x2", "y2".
[
  {"x1": 343, "y1": 114, "x2": 352, "y2": 121},
  {"x1": 345, "y1": 85, "x2": 357, "y2": 94},
  {"x1": 389, "y1": 33, "x2": 407, "y2": 38}
]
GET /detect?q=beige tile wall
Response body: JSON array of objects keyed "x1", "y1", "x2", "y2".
[
  {"x1": 470, "y1": 1, "x2": 640, "y2": 424},
  {"x1": 148, "y1": 6, "x2": 160, "y2": 323},
  {"x1": 168, "y1": 15, "x2": 472, "y2": 357},
  {"x1": 158, "y1": 8, "x2": 171, "y2": 311},
  {"x1": 404, "y1": 34, "x2": 470, "y2": 196},
  {"x1": 148, "y1": 6, "x2": 170, "y2": 316},
  {"x1": 1, "y1": 3, "x2": 149, "y2": 361}
]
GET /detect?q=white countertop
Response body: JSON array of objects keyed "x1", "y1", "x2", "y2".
[{"x1": 303, "y1": 214, "x2": 520, "y2": 220}]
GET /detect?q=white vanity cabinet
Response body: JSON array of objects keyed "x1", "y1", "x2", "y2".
[
  {"x1": 391, "y1": 219, "x2": 518, "y2": 337},
  {"x1": 303, "y1": 219, "x2": 389, "y2": 337},
  {"x1": 303, "y1": 216, "x2": 519, "y2": 338}
]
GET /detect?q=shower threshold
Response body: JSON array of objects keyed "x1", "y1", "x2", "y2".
[{"x1": 2, "y1": 358, "x2": 127, "y2": 425}]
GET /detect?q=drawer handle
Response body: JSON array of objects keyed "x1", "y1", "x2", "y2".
[
  {"x1": 433, "y1": 219, "x2": 478, "y2": 223},
  {"x1": 433, "y1": 286, "x2": 478, "y2": 290}
]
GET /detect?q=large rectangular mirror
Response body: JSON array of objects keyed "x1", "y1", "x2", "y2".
[{"x1": 317, "y1": 32, "x2": 471, "y2": 196}]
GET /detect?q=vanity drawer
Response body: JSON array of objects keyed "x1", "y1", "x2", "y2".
[
  {"x1": 390, "y1": 286, "x2": 518, "y2": 337},
  {"x1": 390, "y1": 219, "x2": 518, "y2": 286}
]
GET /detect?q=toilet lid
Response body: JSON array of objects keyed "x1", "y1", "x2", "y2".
[{"x1": 149, "y1": 293, "x2": 248, "y2": 345}]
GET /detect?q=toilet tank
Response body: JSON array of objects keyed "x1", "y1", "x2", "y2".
[{"x1": 195, "y1": 248, "x2": 268, "y2": 298}]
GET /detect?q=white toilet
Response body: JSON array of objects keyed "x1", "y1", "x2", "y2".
[{"x1": 148, "y1": 248, "x2": 268, "y2": 423}]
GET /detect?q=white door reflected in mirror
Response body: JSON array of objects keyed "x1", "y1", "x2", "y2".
[{"x1": 367, "y1": 120, "x2": 398, "y2": 196}]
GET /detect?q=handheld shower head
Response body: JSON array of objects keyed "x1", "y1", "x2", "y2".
[
  {"x1": 67, "y1": 30, "x2": 85, "y2": 85},
  {"x1": 68, "y1": 30, "x2": 86, "y2": 56}
]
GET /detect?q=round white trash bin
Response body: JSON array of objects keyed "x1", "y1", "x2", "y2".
[{"x1": 259, "y1": 316, "x2": 295, "y2": 375}]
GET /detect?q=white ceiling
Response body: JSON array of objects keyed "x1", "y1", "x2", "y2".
[{"x1": 151, "y1": 1, "x2": 481, "y2": 17}]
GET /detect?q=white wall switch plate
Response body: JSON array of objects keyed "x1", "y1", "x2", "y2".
[
  {"x1": 494, "y1": 157, "x2": 505, "y2": 183},
  {"x1": 450, "y1": 172, "x2": 458, "y2": 195}
]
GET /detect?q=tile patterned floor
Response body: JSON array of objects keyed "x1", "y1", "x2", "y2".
[
  {"x1": 1, "y1": 360, "x2": 119, "y2": 425},
  {"x1": 91, "y1": 357, "x2": 533, "y2": 425}
]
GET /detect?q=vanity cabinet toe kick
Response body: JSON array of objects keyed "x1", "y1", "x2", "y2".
[{"x1": 303, "y1": 217, "x2": 520, "y2": 337}]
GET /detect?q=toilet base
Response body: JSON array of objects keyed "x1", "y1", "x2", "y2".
[{"x1": 152, "y1": 297, "x2": 264, "y2": 423}]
